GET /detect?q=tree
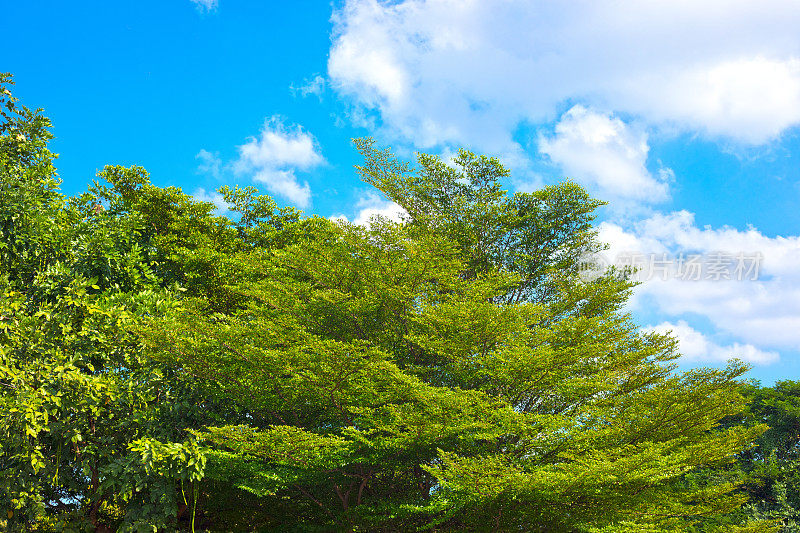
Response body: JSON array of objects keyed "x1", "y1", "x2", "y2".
[
  {"x1": 0, "y1": 74, "x2": 230, "y2": 531},
  {"x1": 0, "y1": 72, "x2": 769, "y2": 531},
  {"x1": 730, "y1": 381, "x2": 800, "y2": 531},
  {"x1": 141, "y1": 141, "x2": 768, "y2": 530}
]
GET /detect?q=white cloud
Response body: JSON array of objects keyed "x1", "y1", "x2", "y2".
[
  {"x1": 190, "y1": 0, "x2": 217, "y2": 12},
  {"x1": 290, "y1": 75, "x2": 327, "y2": 100},
  {"x1": 234, "y1": 117, "x2": 324, "y2": 208},
  {"x1": 539, "y1": 106, "x2": 669, "y2": 202},
  {"x1": 643, "y1": 320, "x2": 779, "y2": 365},
  {"x1": 252, "y1": 169, "x2": 312, "y2": 208},
  {"x1": 328, "y1": 0, "x2": 800, "y2": 150},
  {"x1": 236, "y1": 117, "x2": 323, "y2": 170},
  {"x1": 192, "y1": 187, "x2": 230, "y2": 215},
  {"x1": 623, "y1": 57, "x2": 800, "y2": 144},
  {"x1": 195, "y1": 149, "x2": 222, "y2": 179},
  {"x1": 597, "y1": 212, "x2": 800, "y2": 354},
  {"x1": 600, "y1": 211, "x2": 800, "y2": 280},
  {"x1": 331, "y1": 192, "x2": 407, "y2": 226}
]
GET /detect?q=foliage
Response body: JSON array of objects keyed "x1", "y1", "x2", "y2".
[
  {"x1": 732, "y1": 381, "x2": 800, "y2": 531},
  {"x1": 0, "y1": 73, "x2": 225, "y2": 531},
  {"x1": 143, "y1": 144, "x2": 767, "y2": 530},
  {"x1": 0, "y1": 72, "x2": 773, "y2": 531}
]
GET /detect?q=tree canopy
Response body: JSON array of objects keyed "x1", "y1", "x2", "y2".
[{"x1": 0, "y1": 73, "x2": 774, "y2": 531}]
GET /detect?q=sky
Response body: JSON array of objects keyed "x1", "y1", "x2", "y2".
[{"x1": 4, "y1": 0, "x2": 800, "y2": 384}]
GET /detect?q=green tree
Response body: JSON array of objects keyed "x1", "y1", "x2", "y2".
[
  {"x1": 141, "y1": 141, "x2": 768, "y2": 530},
  {"x1": 0, "y1": 74, "x2": 233, "y2": 531},
  {"x1": 733, "y1": 381, "x2": 800, "y2": 531},
  {"x1": 0, "y1": 72, "x2": 771, "y2": 532}
]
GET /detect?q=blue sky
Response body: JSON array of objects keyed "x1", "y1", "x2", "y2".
[{"x1": 4, "y1": 0, "x2": 800, "y2": 383}]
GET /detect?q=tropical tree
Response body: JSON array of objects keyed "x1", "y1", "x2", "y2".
[
  {"x1": 728, "y1": 381, "x2": 800, "y2": 531},
  {"x1": 0, "y1": 72, "x2": 771, "y2": 532},
  {"x1": 141, "y1": 141, "x2": 768, "y2": 531},
  {"x1": 0, "y1": 73, "x2": 228, "y2": 531}
]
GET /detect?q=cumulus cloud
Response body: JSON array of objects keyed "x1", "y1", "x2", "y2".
[
  {"x1": 624, "y1": 57, "x2": 800, "y2": 144},
  {"x1": 539, "y1": 106, "x2": 669, "y2": 202},
  {"x1": 599, "y1": 211, "x2": 800, "y2": 280},
  {"x1": 596, "y1": 211, "x2": 800, "y2": 354},
  {"x1": 643, "y1": 320, "x2": 779, "y2": 365},
  {"x1": 234, "y1": 117, "x2": 324, "y2": 208},
  {"x1": 328, "y1": 0, "x2": 800, "y2": 150},
  {"x1": 331, "y1": 192, "x2": 407, "y2": 226},
  {"x1": 190, "y1": 0, "x2": 217, "y2": 12}
]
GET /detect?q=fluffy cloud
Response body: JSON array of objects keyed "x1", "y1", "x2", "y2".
[
  {"x1": 331, "y1": 192, "x2": 407, "y2": 226},
  {"x1": 234, "y1": 117, "x2": 324, "y2": 208},
  {"x1": 329, "y1": 0, "x2": 800, "y2": 150},
  {"x1": 539, "y1": 106, "x2": 669, "y2": 202},
  {"x1": 624, "y1": 57, "x2": 800, "y2": 144},
  {"x1": 599, "y1": 211, "x2": 800, "y2": 280},
  {"x1": 643, "y1": 320, "x2": 779, "y2": 365},
  {"x1": 597, "y1": 211, "x2": 800, "y2": 355}
]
